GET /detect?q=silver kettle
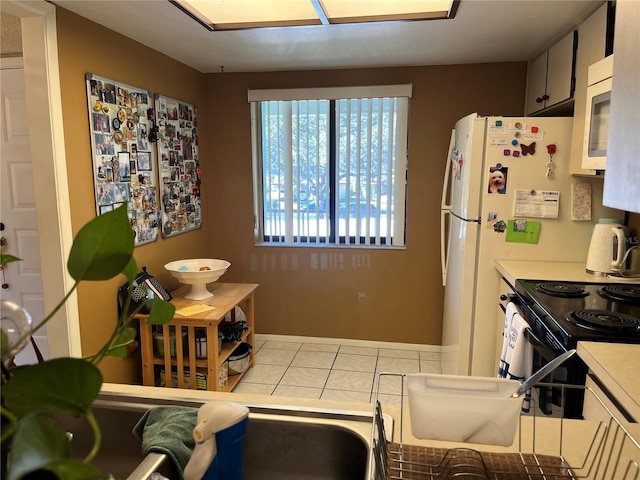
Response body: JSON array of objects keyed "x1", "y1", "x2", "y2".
[{"x1": 585, "y1": 220, "x2": 628, "y2": 276}]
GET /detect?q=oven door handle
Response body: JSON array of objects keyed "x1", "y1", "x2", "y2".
[{"x1": 524, "y1": 327, "x2": 558, "y2": 362}]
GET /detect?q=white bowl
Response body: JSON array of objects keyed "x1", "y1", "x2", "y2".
[{"x1": 164, "y1": 259, "x2": 231, "y2": 300}]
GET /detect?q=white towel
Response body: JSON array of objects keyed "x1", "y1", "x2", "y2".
[
  {"x1": 498, "y1": 302, "x2": 518, "y2": 378},
  {"x1": 505, "y1": 314, "x2": 533, "y2": 382},
  {"x1": 498, "y1": 303, "x2": 534, "y2": 412}
]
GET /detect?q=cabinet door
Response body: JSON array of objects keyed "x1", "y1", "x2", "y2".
[
  {"x1": 525, "y1": 51, "x2": 548, "y2": 115},
  {"x1": 568, "y1": 3, "x2": 608, "y2": 175},
  {"x1": 603, "y1": 0, "x2": 640, "y2": 213},
  {"x1": 546, "y1": 30, "x2": 577, "y2": 108}
]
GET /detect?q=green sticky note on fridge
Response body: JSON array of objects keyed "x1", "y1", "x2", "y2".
[{"x1": 505, "y1": 219, "x2": 541, "y2": 244}]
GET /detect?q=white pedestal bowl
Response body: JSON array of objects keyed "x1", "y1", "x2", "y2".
[{"x1": 164, "y1": 259, "x2": 231, "y2": 300}]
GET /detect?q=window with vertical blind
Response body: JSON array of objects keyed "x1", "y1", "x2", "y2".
[{"x1": 249, "y1": 85, "x2": 410, "y2": 247}]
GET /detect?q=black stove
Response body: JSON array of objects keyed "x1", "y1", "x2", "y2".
[
  {"x1": 515, "y1": 280, "x2": 640, "y2": 350},
  {"x1": 512, "y1": 279, "x2": 640, "y2": 419}
]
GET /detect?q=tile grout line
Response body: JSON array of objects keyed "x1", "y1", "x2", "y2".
[
  {"x1": 368, "y1": 351, "x2": 381, "y2": 403},
  {"x1": 318, "y1": 349, "x2": 339, "y2": 400},
  {"x1": 278, "y1": 342, "x2": 303, "y2": 394}
]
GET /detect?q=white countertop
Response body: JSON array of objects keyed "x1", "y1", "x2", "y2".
[
  {"x1": 494, "y1": 260, "x2": 640, "y2": 286},
  {"x1": 577, "y1": 341, "x2": 640, "y2": 423}
]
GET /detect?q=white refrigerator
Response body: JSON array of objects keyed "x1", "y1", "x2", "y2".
[{"x1": 440, "y1": 113, "x2": 596, "y2": 377}]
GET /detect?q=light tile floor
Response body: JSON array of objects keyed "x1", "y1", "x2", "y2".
[{"x1": 233, "y1": 337, "x2": 442, "y2": 405}]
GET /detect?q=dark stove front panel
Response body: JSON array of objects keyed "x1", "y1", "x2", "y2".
[{"x1": 512, "y1": 279, "x2": 640, "y2": 419}]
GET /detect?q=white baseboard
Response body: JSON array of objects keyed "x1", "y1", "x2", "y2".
[{"x1": 254, "y1": 333, "x2": 443, "y2": 353}]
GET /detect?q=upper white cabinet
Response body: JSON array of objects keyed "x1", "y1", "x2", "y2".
[
  {"x1": 603, "y1": 0, "x2": 640, "y2": 213},
  {"x1": 568, "y1": 3, "x2": 610, "y2": 175},
  {"x1": 525, "y1": 30, "x2": 578, "y2": 115}
]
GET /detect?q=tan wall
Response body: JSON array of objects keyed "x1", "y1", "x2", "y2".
[
  {"x1": 205, "y1": 65, "x2": 527, "y2": 345},
  {"x1": 55, "y1": 8, "x2": 209, "y2": 383}
]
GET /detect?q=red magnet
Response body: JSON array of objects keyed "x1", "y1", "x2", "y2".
[{"x1": 531, "y1": 126, "x2": 539, "y2": 133}]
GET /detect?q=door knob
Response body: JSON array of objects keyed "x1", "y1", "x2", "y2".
[{"x1": 0, "y1": 236, "x2": 7, "y2": 253}]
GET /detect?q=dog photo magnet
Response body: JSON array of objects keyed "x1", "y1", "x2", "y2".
[{"x1": 487, "y1": 165, "x2": 508, "y2": 195}]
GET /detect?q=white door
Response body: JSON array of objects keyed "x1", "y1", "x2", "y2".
[{"x1": 0, "y1": 64, "x2": 48, "y2": 364}]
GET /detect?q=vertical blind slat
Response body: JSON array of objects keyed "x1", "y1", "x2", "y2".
[
  {"x1": 283, "y1": 102, "x2": 293, "y2": 243},
  {"x1": 366, "y1": 99, "x2": 374, "y2": 246},
  {"x1": 345, "y1": 100, "x2": 351, "y2": 243},
  {"x1": 387, "y1": 99, "x2": 396, "y2": 246},
  {"x1": 393, "y1": 98, "x2": 408, "y2": 246},
  {"x1": 265, "y1": 102, "x2": 273, "y2": 241},
  {"x1": 376, "y1": 98, "x2": 384, "y2": 246},
  {"x1": 355, "y1": 100, "x2": 362, "y2": 244},
  {"x1": 276, "y1": 102, "x2": 282, "y2": 240},
  {"x1": 294, "y1": 102, "x2": 301, "y2": 238},
  {"x1": 322, "y1": 101, "x2": 330, "y2": 243}
]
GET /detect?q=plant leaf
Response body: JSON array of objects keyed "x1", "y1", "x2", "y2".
[
  {"x1": 67, "y1": 205, "x2": 134, "y2": 282},
  {"x1": 0, "y1": 253, "x2": 22, "y2": 266},
  {"x1": 104, "y1": 328, "x2": 137, "y2": 358},
  {"x1": 3, "y1": 358, "x2": 102, "y2": 418},
  {"x1": 112, "y1": 327, "x2": 137, "y2": 347},
  {"x1": 7, "y1": 415, "x2": 69, "y2": 480},
  {"x1": 146, "y1": 298, "x2": 176, "y2": 325},
  {"x1": 104, "y1": 346, "x2": 127, "y2": 358},
  {"x1": 123, "y1": 257, "x2": 138, "y2": 284},
  {"x1": 8, "y1": 415, "x2": 104, "y2": 480}
]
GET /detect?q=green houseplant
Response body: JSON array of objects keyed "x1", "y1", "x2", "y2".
[{"x1": 1, "y1": 205, "x2": 175, "y2": 479}]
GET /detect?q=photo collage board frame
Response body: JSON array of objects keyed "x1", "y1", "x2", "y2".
[
  {"x1": 155, "y1": 94, "x2": 201, "y2": 238},
  {"x1": 86, "y1": 73, "x2": 160, "y2": 246}
]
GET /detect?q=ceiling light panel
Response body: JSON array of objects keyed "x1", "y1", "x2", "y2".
[
  {"x1": 177, "y1": 0, "x2": 321, "y2": 29},
  {"x1": 174, "y1": 0, "x2": 458, "y2": 30},
  {"x1": 320, "y1": 0, "x2": 455, "y2": 23}
]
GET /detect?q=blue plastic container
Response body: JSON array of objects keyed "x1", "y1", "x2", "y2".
[{"x1": 201, "y1": 417, "x2": 248, "y2": 480}]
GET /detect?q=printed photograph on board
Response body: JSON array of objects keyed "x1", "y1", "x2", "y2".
[{"x1": 137, "y1": 151, "x2": 152, "y2": 171}]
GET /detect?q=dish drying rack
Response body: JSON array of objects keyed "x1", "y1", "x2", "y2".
[{"x1": 370, "y1": 373, "x2": 640, "y2": 480}]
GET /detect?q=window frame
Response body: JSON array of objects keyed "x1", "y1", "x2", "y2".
[{"x1": 250, "y1": 85, "x2": 411, "y2": 248}]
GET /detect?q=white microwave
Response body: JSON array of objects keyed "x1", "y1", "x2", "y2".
[{"x1": 582, "y1": 55, "x2": 613, "y2": 170}]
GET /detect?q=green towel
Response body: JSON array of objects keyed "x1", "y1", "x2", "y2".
[{"x1": 133, "y1": 406, "x2": 199, "y2": 479}]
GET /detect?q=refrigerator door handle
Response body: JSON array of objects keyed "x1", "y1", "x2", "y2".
[
  {"x1": 441, "y1": 128, "x2": 455, "y2": 211},
  {"x1": 441, "y1": 208, "x2": 450, "y2": 287}
]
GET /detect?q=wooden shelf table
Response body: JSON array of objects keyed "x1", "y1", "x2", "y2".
[{"x1": 137, "y1": 282, "x2": 258, "y2": 391}]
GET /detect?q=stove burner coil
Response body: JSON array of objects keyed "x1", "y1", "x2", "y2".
[
  {"x1": 536, "y1": 282, "x2": 588, "y2": 298},
  {"x1": 597, "y1": 285, "x2": 640, "y2": 305},
  {"x1": 568, "y1": 310, "x2": 640, "y2": 332}
]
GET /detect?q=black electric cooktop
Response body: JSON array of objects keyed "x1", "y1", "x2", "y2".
[{"x1": 515, "y1": 280, "x2": 640, "y2": 346}]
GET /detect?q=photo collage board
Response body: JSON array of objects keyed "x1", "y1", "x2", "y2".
[
  {"x1": 86, "y1": 73, "x2": 160, "y2": 246},
  {"x1": 85, "y1": 75, "x2": 203, "y2": 245},
  {"x1": 155, "y1": 95, "x2": 202, "y2": 238}
]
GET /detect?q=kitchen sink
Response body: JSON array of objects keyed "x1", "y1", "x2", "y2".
[{"x1": 56, "y1": 393, "x2": 383, "y2": 480}]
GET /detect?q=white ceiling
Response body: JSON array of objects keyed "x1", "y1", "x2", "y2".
[{"x1": 50, "y1": 0, "x2": 604, "y2": 74}]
